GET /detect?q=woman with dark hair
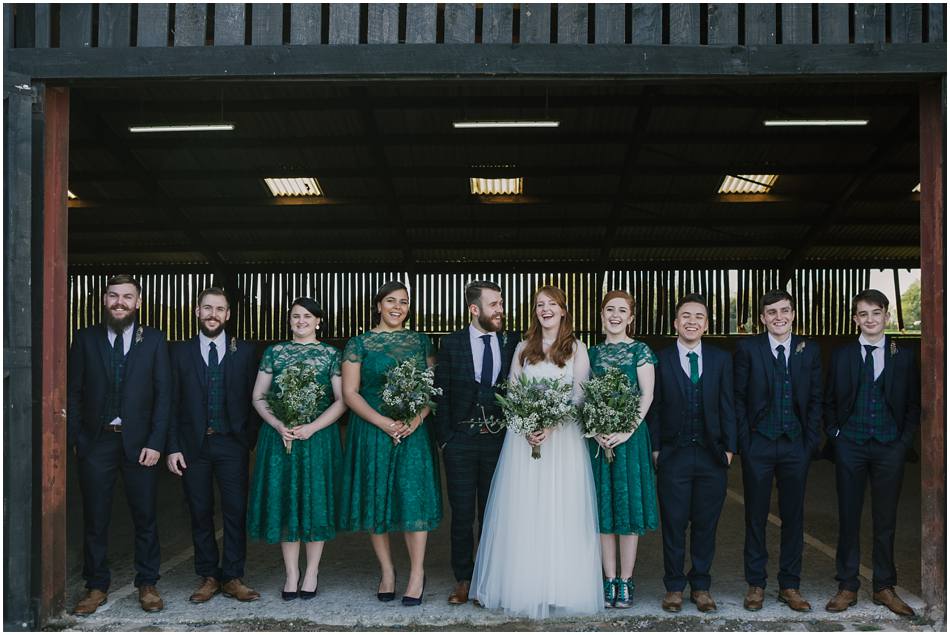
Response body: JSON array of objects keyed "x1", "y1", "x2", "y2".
[
  {"x1": 588, "y1": 291, "x2": 659, "y2": 608},
  {"x1": 247, "y1": 298, "x2": 347, "y2": 601},
  {"x1": 471, "y1": 285, "x2": 601, "y2": 618},
  {"x1": 338, "y1": 281, "x2": 442, "y2": 606}
]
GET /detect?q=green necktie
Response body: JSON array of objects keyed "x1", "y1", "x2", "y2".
[{"x1": 687, "y1": 351, "x2": 700, "y2": 385}]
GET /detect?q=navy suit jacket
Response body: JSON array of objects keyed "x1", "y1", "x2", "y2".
[
  {"x1": 648, "y1": 341, "x2": 738, "y2": 465},
  {"x1": 823, "y1": 335, "x2": 921, "y2": 447},
  {"x1": 67, "y1": 323, "x2": 171, "y2": 462},
  {"x1": 433, "y1": 328, "x2": 519, "y2": 446},
  {"x1": 166, "y1": 335, "x2": 262, "y2": 461},
  {"x1": 734, "y1": 333, "x2": 823, "y2": 456}
]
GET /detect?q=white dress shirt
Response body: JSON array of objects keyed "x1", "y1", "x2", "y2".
[
  {"x1": 469, "y1": 325, "x2": 502, "y2": 385},
  {"x1": 768, "y1": 333, "x2": 793, "y2": 368},
  {"x1": 106, "y1": 324, "x2": 135, "y2": 425},
  {"x1": 676, "y1": 340, "x2": 703, "y2": 379},
  {"x1": 858, "y1": 334, "x2": 885, "y2": 380},
  {"x1": 199, "y1": 331, "x2": 228, "y2": 365}
]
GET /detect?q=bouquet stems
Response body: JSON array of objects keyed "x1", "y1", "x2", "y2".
[{"x1": 532, "y1": 445, "x2": 541, "y2": 460}]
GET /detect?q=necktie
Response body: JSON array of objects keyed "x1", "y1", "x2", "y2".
[
  {"x1": 776, "y1": 344, "x2": 787, "y2": 374},
  {"x1": 112, "y1": 330, "x2": 124, "y2": 360},
  {"x1": 687, "y1": 351, "x2": 700, "y2": 385},
  {"x1": 208, "y1": 341, "x2": 219, "y2": 369},
  {"x1": 863, "y1": 344, "x2": 876, "y2": 380},
  {"x1": 480, "y1": 334, "x2": 494, "y2": 386}
]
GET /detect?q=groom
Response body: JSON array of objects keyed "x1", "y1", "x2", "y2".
[{"x1": 434, "y1": 280, "x2": 519, "y2": 605}]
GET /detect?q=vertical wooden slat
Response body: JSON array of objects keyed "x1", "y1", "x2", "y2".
[
  {"x1": 444, "y1": 4, "x2": 476, "y2": 43},
  {"x1": 330, "y1": 3, "x2": 360, "y2": 44},
  {"x1": 594, "y1": 3, "x2": 625, "y2": 44},
  {"x1": 928, "y1": 3, "x2": 946, "y2": 42},
  {"x1": 818, "y1": 3, "x2": 849, "y2": 44},
  {"x1": 3, "y1": 4, "x2": 12, "y2": 49},
  {"x1": 59, "y1": 4, "x2": 93, "y2": 48},
  {"x1": 669, "y1": 4, "x2": 700, "y2": 44},
  {"x1": 631, "y1": 3, "x2": 662, "y2": 44},
  {"x1": 707, "y1": 4, "x2": 739, "y2": 45},
  {"x1": 15, "y1": 4, "x2": 37, "y2": 48},
  {"x1": 137, "y1": 4, "x2": 170, "y2": 47},
  {"x1": 745, "y1": 3, "x2": 776, "y2": 44},
  {"x1": 252, "y1": 3, "x2": 283, "y2": 45},
  {"x1": 890, "y1": 3, "x2": 922, "y2": 43},
  {"x1": 853, "y1": 4, "x2": 885, "y2": 44},
  {"x1": 557, "y1": 2, "x2": 588, "y2": 43},
  {"x1": 34, "y1": 3, "x2": 51, "y2": 48},
  {"x1": 781, "y1": 3, "x2": 812, "y2": 44},
  {"x1": 290, "y1": 4, "x2": 322, "y2": 44},
  {"x1": 406, "y1": 4, "x2": 437, "y2": 43},
  {"x1": 482, "y1": 3, "x2": 513, "y2": 43},
  {"x1": 520, "y1": 3, "x2": 551, "y2": 43},
  {"x1": 367, "y1": 4, "x2": 399, "y2": 43},
  {"x1": 214, "y1": 3, "x2": 246, "y2": 46},
  {"x1": 98, "y1": 4, "x2": 131, "y2": 47},
  {"x1": 174, "y1": 4, "x2": 208, "y2": 47}
]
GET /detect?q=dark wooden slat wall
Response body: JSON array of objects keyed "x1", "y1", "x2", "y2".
[
  {"x1": 290, "y1": 4, "x2": 322, "y2": 45},
  {"x1": 58, "y1": 4, "x2": 92, "y2": 48},
  {"x1": 929, "y1": 3, "x2": 947, "y2": 42},
  {"x1": 444, "y1": 4, "x2": 476, "y2": 44},
  {"x1": 98, "y1": 4, "x2": 131, "y2": 48},
  {"x1": 854, "y1": 4, "x2": 886, "y2": 44},
  {"x1": 557, "y1": 3, "x2": 588, "y2": 44},
  {"x1": 406, "y1": 4, "x2": 438, "y2": 44},
  {"x1": 818, "y1": 3, "x2": 850, "y2": 44},
  {"x1": 745, "y1": 3, "x2": 777, "y2": 45},
  {"x1": 252, "y1": 3, "x2": 283, "y2": 46},
  {"x1": 521, "y1": 3, "x2": 551, "y2": 43},
  {"x1": 707, "y1": 4, "x2": 739, "y2": 45},
  {"x1": 330, "y1": 3, "x2": 359, "y2": 45},
  {"x1": 214, "y1": 4, "x2": 246, "y2": 46},
  {"x1": 891, "y1": 3, "x2": 923, "y2": 44},
  {"x1": 482, "y1": 3, "x2": 513, "y2": 44},
  {"x1": 594, "y1": 3, "x2": 626, "y2": 44},
  {"x1": 136, "y1": 3, "x2": 170, "y2": 47},
  {"x1": 669, "y1": 4, "x2": 701, "y2": 45},
  {"x1": 368, "y1": 4, "x2": 399, "y2": 43},
  {"x1": 174, "y1": 4, "x2": 208, "y2": 47},
  {"x1": 781, "y1": 3, "x2": 813, "y2": 44},
  {"x1": 33, "y1": 3, "x2": 51, "y2": 48},
  {"x1": 631, "y1": 3, "x2": 662, "y2": 44}
]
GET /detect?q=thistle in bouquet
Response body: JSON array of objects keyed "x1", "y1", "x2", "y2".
[
  {"x1": 495, "y1": 374, "x2": 575, "y2": 459},
  {"x1": 580, "y1": 367, "x2": 641, "y2": 463},
  {"x1": 381, "y1": 360, "x2": 443, "y2": 444},
  {"x1": 267, "y1": 364, "x2": 325, "y2": 454}
]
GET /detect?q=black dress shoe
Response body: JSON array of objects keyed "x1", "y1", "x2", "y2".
[
  {"x1": 377, "y1": 570, "x2": 396, "y2": 602},
  {"x1": 402, "y1": 575, "x2": 426, "y2": 607},
  {"x1": 281, "y1": 589, "x2": 298, "y2": 601}
]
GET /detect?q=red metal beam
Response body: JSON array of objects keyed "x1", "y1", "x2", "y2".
[
  {"x1": 919, "y1": 79, "x2": 946, "y2": 615},
  {"x1": 40, "y1": 86, "x2": 69, "y2": 623}
]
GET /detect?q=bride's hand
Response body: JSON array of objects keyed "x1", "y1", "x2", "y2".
[
  {"x1": 595, "y1": 434, "x2": 611, "y2": 449},
  {"x1": 527, "y1": 428, "x2": 550, "y2": 446}
]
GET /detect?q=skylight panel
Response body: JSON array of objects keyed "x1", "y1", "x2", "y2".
[
  {"x1": 470, "y1": 177, "x2": 523, "y2": 196},
  {"x1": 264, "y1": 177, "x2": 323, "y2": 197},
  {"x1": 718, "y1": 174, "x2": 778, "y2": 194}
]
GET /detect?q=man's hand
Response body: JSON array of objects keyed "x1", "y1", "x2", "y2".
[
  {"x1": 139, "y1": 447, "x2": 160, "y2": 467},
  {"x1": 652, "y1": 450, "x2": 660, "y2": 468},
  {"x1": 725, "y1": 451, "x2": 733, "y2": 466},
  {"x1": 166, "y1": 452, "x2": 187, "y2": 475}
]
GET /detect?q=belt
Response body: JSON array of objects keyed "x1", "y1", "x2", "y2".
[{"x1": 102, "y1": 424, "x2": 123, "y2": 433}]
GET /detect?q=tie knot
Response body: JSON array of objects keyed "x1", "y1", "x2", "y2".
[
  {"x1": 864, "y1": 344, "x2": 876, "y2": 355},
  {"x1": 687, "y1": 351, "x2": 698, "y2": 360},
  {"x1": 776, "y1": 344, "x2": 785, "y2": 353},
  {"x1": 209, "y1": 341, "x2": 217, "y2": 351},
  {"x1": 481, "y1": 334, "x2": 492, "y2": 343}
]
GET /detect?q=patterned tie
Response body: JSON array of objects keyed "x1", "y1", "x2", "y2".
[
  {"x1": 687, "y1": 351, "x2": 700, "y2": 385},
  {"x1": 863, "y1": 344, "x2": 876, "y2": 380},
  {"x1": 208, "y1": 340, "x2": 219, "y2": 369},
  {"x1": 776, "y1": 344, "x2": 787, "y2": 375},
  {"x1": 480, "y1": 334, "x2": 494, "y2": 386}
]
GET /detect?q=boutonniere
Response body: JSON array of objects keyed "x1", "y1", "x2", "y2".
[
  {"x1": 795, "y1": 340, "x2": 806, "y2": 355},
  {"x1": 889, "y1": 340, "x2": 899, "y2": 357},
  {"x1": 134, "y1": 326, "x2": 144, "y2": 345},
  {"x1": 229, "y1": 337, "x2": 238, "y2": 353}
]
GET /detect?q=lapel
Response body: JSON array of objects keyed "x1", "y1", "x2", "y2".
[
  {"x1": 497, "y1": 331, "x2": 513, "y2": 383},
  {"x1": 847, "y1": 339, "x2": 862, "y2": 406},
  {"x1": 222, "y1": 336, "x2": 234, "y2": 393},
  {"x1": 96, "y1": 324, "x2": 114, "y2": 380},
  {"x1": 701, "y1": 345, "x2": 718, "y2": 412},
  {"x1": 788, "y1": 334, "x2": 803, "y2": 392},
  {"x1": 121, "y1": 324, "x2": 142, "y2": 379},
  {"x1": 669, "y1": 345, "x2": 689, "y2": 400},
  {"x1": 460, "y1": 329, "x2": 477, "y2": 384},
  {"x1": 757, "y1": 334, "x2": 776, "y2": 397},
  {"x1": 882, "y1": 335, "x2": 894, "y2": 399},
  {"x1": 190, "y1": 336, "x2": 208, "y2": 390}
]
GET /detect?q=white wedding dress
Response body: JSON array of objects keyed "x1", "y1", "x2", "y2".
[{"x1": 471, "y1": 340, "x2": 602, "y2": 619}]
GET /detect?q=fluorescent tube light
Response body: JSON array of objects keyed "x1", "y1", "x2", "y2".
[
  {"x1": 718, "y1": 174, "x2": 778, "y2": 194},
  {"x1": 762, "y1": 119, "x2": 869, "y2": 127},
  {"x1": 67, "y1": 190, "x2": 78, "y2": 200},
  {"x1": 128, "y1": 123, "x2": 236, "y2": 133},
  {"x1": 470, "y1": 177, "x2": 523, "y2": 195},
  {"x1": 453, "y1": 120, "x2": 560, "y2": 129},
  {"x1": 264, "y1": 177, "x2": 323, "y2": 197}
]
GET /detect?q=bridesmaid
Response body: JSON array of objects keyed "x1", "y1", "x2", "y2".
[
  {"x1": 338, "y1": 281, "x2": 442, "y2": 606},
  {"x1": 588, "y1": 290, "x2": 659, "y2": 608},
  {"x1": 247, "y1": 297, "x2": 347, "y2": 601}
]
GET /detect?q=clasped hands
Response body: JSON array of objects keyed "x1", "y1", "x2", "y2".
[
  {"x1": 595, "y1": 431, "x2": 633, "y2": 451},
  {"x1": 384, "y1": 416, "x2": 421, "y2": 445},
  {"x1": 526, "y1": 428, "x2": 552, "y2": 447}
]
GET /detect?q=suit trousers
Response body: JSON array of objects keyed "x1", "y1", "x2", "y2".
[
  {"x1": 78, "y1": 432, "x2": 160, "y2": 590},
  {"x1": 181, "y1": 433, "x2": 249, "y2": 582},
  {"x1": 833, "y1": 436, "x2": 905, "y2": 592},
  {"x1": 741, "y1": 433, "x2": 810, "y2": 589},
  {"x1": 442, "y1": 433, "x2": 505, "y2": 582},
  {"x1": 656, "y1": 445, "x2": 727, "y2": 592}
]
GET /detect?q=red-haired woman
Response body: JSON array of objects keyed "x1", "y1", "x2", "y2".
[{"x1": 470, "y1": 286, "x2": 601, "y2": 618}]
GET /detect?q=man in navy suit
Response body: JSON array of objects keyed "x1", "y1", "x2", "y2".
[
  {"x1": 67, "y1": 275, "x2": 170, "y2": 615},
  {"x1": 166, "y1": 287, "x2": 261, "y2": 604},
  {"x1": 434, "y1": 280, "x2": 519, "y2": 605},
  {"x1": 823, "y1": 289, "x2": 919, "y2": 617},
  {"x1": 649, "y1": 293, "x2": 736, "y2": 614},
  {"x1": 734, "y1": 290, "x2": 822, "y2": 612}
]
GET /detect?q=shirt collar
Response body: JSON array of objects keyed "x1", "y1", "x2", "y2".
[
  {"x1": 768, "y1": 333, "x2": 792, "y2": 353},
  {"x1": 469, "y1": 324, "x2": 494, "y2": 341},
  {"x1": 108, "y1": 323, "x2": 135, "y2": 338},
  {"x1": 676, "y1": 340, "x2": 701, "y2": 358},
  {"x1": 200, "y1": 331, "x2": 228, "y2": 350},
  {"x1": 858, "y1": 334, "x2": 885, "y2": 349}
]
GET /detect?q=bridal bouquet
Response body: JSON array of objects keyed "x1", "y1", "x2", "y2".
[
  {"x1": 267, "y1": 364, "x2": 326, "y2": 454},
  {"x1": 495, "y1": 375, "x2": 575, "y2": 459},
  {"x1": 580, "y1": 367, "x2": 641, "y2": 463},
  {"x1": 382, "y1": 360, "x2": 442, "y2": 430}
]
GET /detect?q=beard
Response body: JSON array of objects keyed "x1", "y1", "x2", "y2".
[
  {"x1": 477, "y1": 311, "x2": 504, "y2": 333},
  {"x1": 103, "y1": 306, "x2": 137, "y2": 332},
  {"x1": 199, "y1": 319, "x2": 225, "y2": 338}
]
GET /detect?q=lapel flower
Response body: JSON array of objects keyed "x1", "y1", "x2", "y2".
[
  {"x1": 229, "y1": 336, "x2": 238, "y2": 353},
  {"x1": 134, "y1": 326, "x2": 144, "y2": 345},
  {"x1": 795, "y1": 340, "x2": 806, "y2": 355},
  {"x1": 889, "y1": 340, "x2": 899, "y2": 357}
]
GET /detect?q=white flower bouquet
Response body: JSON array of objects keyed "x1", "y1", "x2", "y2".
[
  {"x1": 267, "y1": 364, "x2": 326, "y2": 454},
  {"x1": 382, "y1": 360, "x2": 443, "y2": 426},
  {"x1": 580, "y1": 367, "x2": 641, "y2": 463},
  {"x1": 495, "y1": 374, "x2": 575, "y2": 459}
]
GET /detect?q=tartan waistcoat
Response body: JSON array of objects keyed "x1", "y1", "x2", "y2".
[
  {"x1": 843, "y1": 368, "x2": 897, "y2": 444},
  {"x1": 103, "y1": 336, "x2": 128, "y2": 424},
  {"x1": 758, "y1": 355, "x2": 802, "y2": 440},
  {"x1": 206, "y1": 348, "x2": 230, "y2": 433},
  {"x1": 678, "y1": 375, "x2": 706, "y2": 447}
]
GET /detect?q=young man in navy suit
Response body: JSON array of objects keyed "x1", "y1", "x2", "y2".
[
  {"x1": 824, "y1": 289, "x2": 920, "y2": 617},
  {"x1": 434, "y1": 280, "x2": 519, "y2": 605},
  {"x1": 67, "y1": 275, "x2": 171, "y2": 615},
  {"x1": 734, "y1": 290, "x2": 822, "y2": 612},
  {"x1": 649, "y1": 294, "x2": 737, "y2": 614},
  {"x1": 166, "y1": 287, "x2": 261, "y2": 604}
]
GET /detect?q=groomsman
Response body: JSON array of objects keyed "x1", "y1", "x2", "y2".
[
  {"x1": 823, "y1": 290, "x2": 919, "y2": 617},
  {"x1": 166, "y1": 287, "x2": 261, "y2": 603},
  {"x1": 649, "y1": 294, "x2": 737, "y2": 613},
  {"x1": 67, "y1": 275, "x2": 170, "y2": 615},
  {"x1": 434, "y1": 281, "x2": 519, "y2": 605},
  {"x1": 734, "y1": 290, "x2": 822, "y2": 612}
]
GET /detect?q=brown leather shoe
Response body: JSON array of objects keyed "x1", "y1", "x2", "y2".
[
  {"x1": 872, "y1": 587, "x2": 915, "y2": 617},
  {"x1": 222, "y1": 578, "x2": 261, "y2": 602},
  {"x1": 825, "y1": 589, "x2": 857, "y2": 612},
  {"x1": 778, "y1": 588, "x2": 812, "y2": 612},
  {"x1": 73, "y1": 589, "x2": 107, "y2": 616},
  {"x1": 661, "y1": 591, "x2": 683, "y2": 613},
  {"x1": 690, "y1": 590, "x2": 718, "y2": 612},
  {"x1": 448, "y1": 580, "x2": 470, "y2": 605},
  {"x1": 744, "y1": 586, "x2": 764, "y2": 611},
  {"x1": 189, "y1": 577, "x2": 220, "y2": 603},
  {"x1": 138, "y1": 585, "x2": 164, "y2": 612}
]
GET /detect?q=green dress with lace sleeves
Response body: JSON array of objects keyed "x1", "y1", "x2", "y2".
[
  {"x1": 247, "y1": 341, "x2": 343, "y2": 543},
  {"x1": 338, "y1": 329, "x2": 443, "y2": 534},
  {"x1": 587, "y1": 340, "x2": 659, "y2": 535}
]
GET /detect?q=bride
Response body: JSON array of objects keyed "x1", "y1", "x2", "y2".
[{"x1": 471, "y1": 285, "x2": 602, "y2": 618}]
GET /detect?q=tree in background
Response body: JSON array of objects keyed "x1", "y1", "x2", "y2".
[{"x1": 900, "y1": 280, "x2": 921, "y2": 331}]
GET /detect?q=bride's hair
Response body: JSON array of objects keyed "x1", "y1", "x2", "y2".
[
  {"x1": 601, "y1": 290, "x2": 636, "y2": 338},
  {"x1": 520, "y1": 285, "x2": 575, "y2": 368}
]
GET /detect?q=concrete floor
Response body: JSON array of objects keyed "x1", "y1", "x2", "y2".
[{"x1": 56, "y1": 442, "x2": 932, "y2": 631}]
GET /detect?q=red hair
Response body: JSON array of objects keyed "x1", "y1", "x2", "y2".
[
  {"x1": 601, "y1": 290, "x2": 637, "y2": 338},
  {"x1": 520, "y1": 286, "x2": 576, "y2": 368}
]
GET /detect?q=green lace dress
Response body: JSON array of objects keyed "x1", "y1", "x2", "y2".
[
  {"x1": 338, "y1": 329, "x2": 443, "y2": 534},
  {"x1": 588, "y1": 340, "x2": 660, "y2": 536},
  {"x1": 247, "y1": 341, "x2": 343, "y2": 543}
]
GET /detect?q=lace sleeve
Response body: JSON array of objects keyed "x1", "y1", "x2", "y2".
[
  {"x1": 329, "y1": 346, "x2": 342, "y2": 376},
  {"x1": 343, "y1": 335, "x2": 364, "y2": 364},
  {"x1": 508, "y1": 341, "x2": 525, "y2": 382},
  {"x1": 421, "y1": 332, "x2": 434, "y2": 359},
  {"x1": 571, "y1": 340, "x2": 591, "y2": 406},
  {"x1": 258, "y1": 344, "x2": 277, "y2": 373},
  {"x1": 636, "y1": 341, "x2": 658, "y2": 367}
]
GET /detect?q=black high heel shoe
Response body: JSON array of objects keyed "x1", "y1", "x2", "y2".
[
  {"x1": 300, "y1": 575, "x2": 318, "y2": 601},
  {"x1": 281, "y1": 588, "x2": 298, "y2": 601},
  {"x1": 401, "y1": 575, "x2": 426, "y2": 607},
  {"x1": 377, "y1": 570, "x2": 396, "y2": 602}
]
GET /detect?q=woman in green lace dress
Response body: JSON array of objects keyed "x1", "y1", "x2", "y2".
[
  {"x1": 339, "y1": 281, "x2": 442, "y2": 606},
  {"x1": 248, "y1": 297, "x2": 347, "y2": 601},
  {"x1": 588, "y1": 290, "x2": 659, "y2": 609}
]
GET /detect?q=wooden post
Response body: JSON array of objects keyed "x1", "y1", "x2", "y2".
[
  {"x1": 40, "y1": 86, "x2": 69, "y2": 623},
  {"x1": 919, "y1": 78, "x2": 946, "y2": 615}
]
